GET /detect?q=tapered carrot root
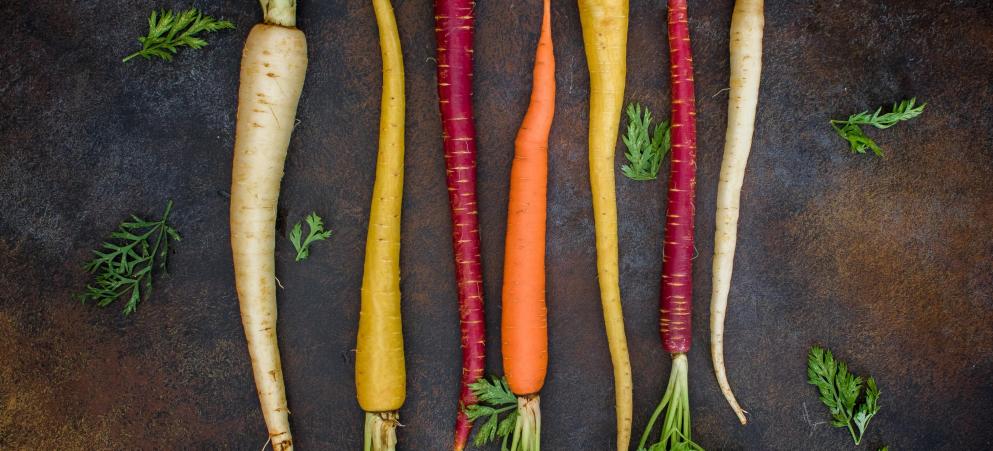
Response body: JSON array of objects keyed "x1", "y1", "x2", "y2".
[
  {"x1": 501, "y1": 2, "x2": 554, "y2": 449},
  {"x1": 711, "y1": 0, "x2": 763, "y2": 426},
  {"x1": 503, "y1": 0, "x2": 554, "y2": 399},
  {"x1": 577, "y1": 1, "x2": 633, "y2": 449},
  {"x1": 355, "y1": 1, "x2": 406, "y2": 450},
  {"x1": 660, "y1": 0, "x2": 697, "y2": 356},
  {"x1": 230, "y1": 12, "x2": 307, "y2": 450},
  {"x1": 434, "y1": 1, "x2": 487, "y2": 449}
]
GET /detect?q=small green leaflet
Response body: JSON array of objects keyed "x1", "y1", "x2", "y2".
[
  {"x1": 288, "y1": 212, "x2": 332, "y2": 262},
  {"x1": 123, "y1": 8, "x2": 234, "y2": 62},
  {"x1": 622, "y1": 103, "x2": 671, "y2": 181},
  {"x1": 807, "y1": 346, "x2": 881, "y2": 445},
  {"x1": 464, "y1": 377, "x2": 519, "y2": 450},
  {"x1": 830, "y1": 98, "x2": 925, "y2": 156},
  {"x1": 80, "y1": 201, "x2": 181, "y2": 315}
]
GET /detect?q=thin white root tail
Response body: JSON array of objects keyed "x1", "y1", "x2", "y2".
[{"x1": 712, "y1": 332, "x2": 748, "y2": 424}]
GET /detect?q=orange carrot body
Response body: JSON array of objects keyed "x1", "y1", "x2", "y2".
[{"x1": 502, "y1": 0, "x2": 555, "y2": 397}]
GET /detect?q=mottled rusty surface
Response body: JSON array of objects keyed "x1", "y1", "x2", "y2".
[{"x1": 1, "y1": 0, "x2": 992, "y2": 449}]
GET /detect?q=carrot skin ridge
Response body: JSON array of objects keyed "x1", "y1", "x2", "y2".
[
  {"x1": 355, "y1": 3, "x2": 405, "y2": 448},
  {"x1": 660, "y1": 0, "x2": 697, "y2": 355},
  {"x1": 578, "y1": 1, "x2": 634, "y2": 449},
  {"x1": 434, "y1": 1, "x2": 487, "y2": 448},
  {"x1": 503, "y1": 0, "x2": 554, "y2": 399}
]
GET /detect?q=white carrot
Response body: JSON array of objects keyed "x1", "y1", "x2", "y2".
[
  {"x1": 711, "y1": 0, "x2": 763, "y2": 426},
  {"x1": 229, "y1": 1, "x2": 307, "y2": 449}
]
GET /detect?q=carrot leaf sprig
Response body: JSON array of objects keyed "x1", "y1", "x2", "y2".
[
  {"x1": 80, "y1": 201, "x2": 181, "y2": 315},
  {"x1": 288, "y1": 213, "x2": 333, "y2": 262},
  {"x1": 622, "y1": 103, "x2": 671, "y2": 180},
  {"x1": 123, "y1": 8, "x2": 234, "y2": 63},
  {"x1": 830, "y1": 98, "x2": 925, "y2": 156},
  {"x1": 465, "y1": 377, "x2": 520, "y2": 450},
  {"x1": 807, "y1": 346, "x2": 881, "y2": 445}
]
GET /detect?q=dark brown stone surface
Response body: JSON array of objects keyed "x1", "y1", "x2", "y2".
[{"x1": 2, "y1": 1, "x2": 991, "y2": 449}]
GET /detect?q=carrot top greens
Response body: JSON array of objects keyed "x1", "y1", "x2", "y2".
[
  {"x1": 80, "y1": 201, "x2": 180, "y2": 315},
  {"x1": 288, "y1": 212, "x2": 332, "y2": 262},
  {"x1": 807, "y1": 346, "x2": 881, "y2": 445},
  {"x1": 830, "y1": 98, "x2": 925, "y2": 156},
  {"x1": 621, "y1": 103, "x2": 671, "y2": 181},
  {"x1": 464, "y1": 377, "x2": 519, "y2": 449},
  {"x1": 123, "y1": 8, "x2": 234, "y2": 63}
]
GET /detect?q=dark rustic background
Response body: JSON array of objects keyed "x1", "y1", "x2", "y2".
[{"x1": 2, "y1": 0, "x2": 992, "y2": 449}]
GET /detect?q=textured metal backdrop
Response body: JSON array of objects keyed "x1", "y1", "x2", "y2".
[{"x1": 1, "y1": 0, "x2": 992, "y2": 449}]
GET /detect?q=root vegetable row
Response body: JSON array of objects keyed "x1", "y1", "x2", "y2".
[{"x1": 229, "y1": 1, "x2": 763, "y2": 450}]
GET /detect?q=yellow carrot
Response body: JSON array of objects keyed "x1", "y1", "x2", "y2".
[
  {"x1": 355, "y1": 1, "x2": 405, "y2": 450},
  {"x1": 229, "y1": 1, "x2": 306, "y2": 449},
  {"x1": 578, "y1": 1, "x2": 633, "y2": 449}
]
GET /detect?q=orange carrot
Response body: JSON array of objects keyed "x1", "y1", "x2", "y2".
[
  {"x1": 502, "y1": 0, "x2": 554, "y2": 401},
  {"x1": 500, "y1": 0, "x2": 555, "y2": 451},
  {"x1": 467, "y1": 3, "x2": 554, "y2": 450},
  {"x1": 501, "y1": 3, "x2": 554, "y2": 450}
]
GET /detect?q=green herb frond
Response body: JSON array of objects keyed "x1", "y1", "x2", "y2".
[
  {"x1": 622, "y1": 103, "x2": 671, "y2": 180},
  {"x1": 288, "y1": 212, "x2": 333, "y2": 262},
  {"x1": 465, "y1": 377, "x2": 522, "y2": 450},
  {"x1": 830, "y1": 98, "x2": 925, "y2": 156},
  {"x1": 123, "y1": 8, "x2": 234, "y2": 63},
  {"x1": 79, "y1": 201, "x2": 180, "y2": 315},
  {"x1": 807, "y1": 346, "x2": 881, "y2": 445}
]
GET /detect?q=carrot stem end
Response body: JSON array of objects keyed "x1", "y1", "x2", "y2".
[
  {"x1": 511, "y1": 394, "x2": 541, "y2": 451},
  {"x1": 363, "y1": 411, "x2": 399, "y2": 451},
  {"x1": 637, "y1": 354, "x2": 701, "y2": 451}
]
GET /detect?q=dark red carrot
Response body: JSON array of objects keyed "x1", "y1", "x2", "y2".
[
  {"x1": 638, "y1": 1, "x2": 701, "y2": 449},
  {"x1": 434, "y1": 2, "x2": 486, "y2": 449},
  {"x1": 661, "y1": 0, "x2": 697, "y2": 355}
]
